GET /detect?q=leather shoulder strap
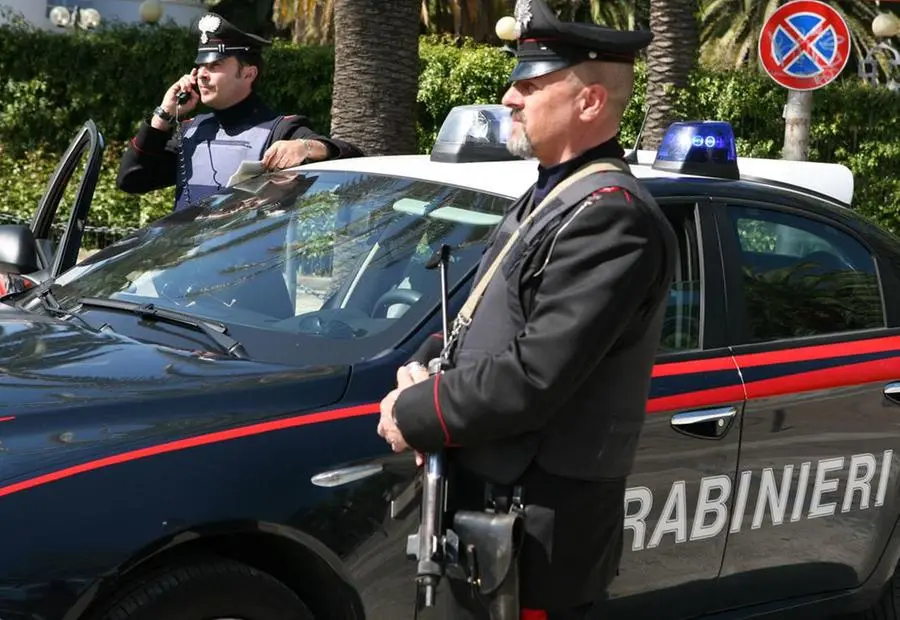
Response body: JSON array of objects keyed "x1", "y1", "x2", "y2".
[{"x1": 453, "y1": 158, "x2": 630, "y2": 331}]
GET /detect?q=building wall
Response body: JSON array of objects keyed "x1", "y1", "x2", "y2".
[
  {"x1": 0, "y1": 0, "x2": 206, "y2": 30},
  {"x1": 0, "y1": 0, "x2": 52, "y2": 29}
]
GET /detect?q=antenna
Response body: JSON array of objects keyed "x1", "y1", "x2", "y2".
[{"x1": 624, "y1": 102, "x2": 650, "y2": 164}]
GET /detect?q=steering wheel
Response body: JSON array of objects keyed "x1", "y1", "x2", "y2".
[
  {"x1": 295, "y1": 313, "x2": 359, "y2": 339},
  {"x1": 372, "y1": 288, "x2": 422, "y2": 317}
]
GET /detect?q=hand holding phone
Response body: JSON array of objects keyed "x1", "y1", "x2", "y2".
[
  {"x1": 162, "y1": 69, "x2": 200, "y2": 115},
  {"x1": 150, "y1": 70, "x2": 199, "y2": 131}
]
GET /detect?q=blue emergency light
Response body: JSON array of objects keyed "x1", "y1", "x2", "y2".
[
  {"x1": 430, "y1": 105, "x2": 519, "y2": 163},
  {"x1": 652, "y1": 121, "x2": 739, "y2": 180}
]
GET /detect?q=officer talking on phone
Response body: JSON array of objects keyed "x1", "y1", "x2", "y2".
[
  {"x1": 116, "y1": 13, "x2": 363, "y2": 212},
  {"x1": 376, "y1": 0, "x2": 677, "y2": 617}
]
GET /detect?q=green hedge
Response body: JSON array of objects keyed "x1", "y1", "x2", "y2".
[
  {"x1": 0, "y1": 24, "x2": 898, "y2": 241},
  {"x1": 0, "y1": 22, "x2": 336, "y2": 156}
]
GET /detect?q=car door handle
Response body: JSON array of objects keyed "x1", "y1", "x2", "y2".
[
  {"x1": 884, "y1": 382, "x2": 900, "y2": 405},
  {"x1": 310, "y1": 463, "x2": 383, "y2": 488},
  {"x1": 671, "y1": 406, "x2": 737, "y2": 439}
]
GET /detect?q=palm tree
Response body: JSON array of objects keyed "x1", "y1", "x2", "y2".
[
  {"x1": 548, "y1": 0, "x2": 649, "y2": 30},
  {"x1": 642, "y1": 0, "x2": 700, "y2": 149},
  {"x1": 271, "y1": 0, "x2": 646, "y2": 46},
  {"x1": 421, "y1": 0, "x2": 513, "y2": 42},
  {"x1": 588, "y1": 0, "x2": 650, "y2": 31},
  {"x1": 272, "y1": 0, "x2": 334, "y2": 44},
  {"x1": 329, "y1": 0, "x2": 421, "y2": 155}
]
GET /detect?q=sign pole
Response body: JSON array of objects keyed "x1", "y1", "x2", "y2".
[
  {"x1": 782, "y1": 89, "x2": 813, "y2": 161},
  {"x1": 758, "y1": 0, "x2": 850, "y2": 163}
]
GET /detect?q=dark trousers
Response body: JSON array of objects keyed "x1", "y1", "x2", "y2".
[{"x1": 436, "y1": 462, "x2": 626, "y2": 620}]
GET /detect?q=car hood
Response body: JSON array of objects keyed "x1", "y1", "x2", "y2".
[{"x1": 0, "y1": 312, "x2": 353, "y2": 483}]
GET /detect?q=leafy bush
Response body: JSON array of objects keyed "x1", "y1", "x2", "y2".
[
  {"x1": 0, "y1": 22, "x2": 898, "y2": 245},
  {"x1": 417, "y1": 35, "x2": 516, "y2": 152},
  {"x1": 0, "y1": 142, "x2": 173, "y2": 247}
]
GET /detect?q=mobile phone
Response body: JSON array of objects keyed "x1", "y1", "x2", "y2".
[{"x1": 176, "y1": 83, "x2": 199, "y2": 105}]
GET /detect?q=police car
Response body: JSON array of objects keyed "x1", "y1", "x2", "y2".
[{"x1": 0, "y1": 105, "x2": 896, "y2": 620}]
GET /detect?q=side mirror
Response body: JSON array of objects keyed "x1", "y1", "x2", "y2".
[{"x1": 0, "y1": 225, "x2": 40, "y2": 274}]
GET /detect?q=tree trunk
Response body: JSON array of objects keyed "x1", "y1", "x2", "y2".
[
  {"x1": 642, "y1": 0, "x2": 699, "y2": 149},
  {"x1": 330, "y1": 0, "x2": 420, "y2": 156}
]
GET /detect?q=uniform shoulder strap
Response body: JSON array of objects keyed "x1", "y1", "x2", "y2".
[
  {"x1": 453, "y1": 158, "x2": 629, "y2": 330},
  {"x1": 262, "y1": 114, "x2": 288, "y2": 152},
  {"x1": 180, "y1": 111, "x2": 214, "y2": 139},
  {"x1": 523, "y1": 169, "x2": 645, "y2": 246}
]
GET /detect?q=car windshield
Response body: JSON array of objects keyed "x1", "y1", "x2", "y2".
[{"x1": 48, "y1": 169, "x2": 510, "y2": 359}]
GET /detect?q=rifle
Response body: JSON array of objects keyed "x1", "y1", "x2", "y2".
[
  {"x1": 401, "y1": 244, "x2": 526, "y2": 619},
  {"x1": 405, "y1": 244, "x2": 453, "y2": 612}
]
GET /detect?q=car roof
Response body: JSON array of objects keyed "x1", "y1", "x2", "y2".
[{"x1": 299, "y1": 149, "x2": 855, "y2": 207}]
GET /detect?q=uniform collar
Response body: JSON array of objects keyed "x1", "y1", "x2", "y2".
[
  {"x1": 532, "y1": 138, "x2": 626, "y2": 208},
  {"x1": 213, "y1": 91, "x2": 271, "y2": 128}
]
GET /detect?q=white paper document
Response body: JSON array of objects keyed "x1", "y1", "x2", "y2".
[{"x1": 227, "y1": 160, "x2": 267, "y2": 187}]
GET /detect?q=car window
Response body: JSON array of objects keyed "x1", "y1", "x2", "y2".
[
  {"x1": 660, "y1": 203, "x2": 702, "y2": 353},
  {"x1": 50, "y1": 170, "x2": 510, "y2": 354},
  {"x1": 726, "y1": 204, "x2": 884, "y2": 343}
]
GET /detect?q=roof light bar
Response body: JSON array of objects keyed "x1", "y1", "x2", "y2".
[
  {"x1": 430, "y1": 105, "x2": 520, "y2": 164},
  {"x1": 652, "y1": 121, "x2": 740, "y2": 180}
]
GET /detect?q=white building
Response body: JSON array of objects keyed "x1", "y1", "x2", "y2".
[{"x1": 0, "y1": 0, "x2": 207, "y2": 31}]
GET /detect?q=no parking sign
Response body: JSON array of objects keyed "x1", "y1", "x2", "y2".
[{"x1": 758, "y1": 0, "x2": 851, "y2": 91}]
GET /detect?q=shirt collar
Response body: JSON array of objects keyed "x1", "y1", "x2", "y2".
[
  {"x1": 213, "y1": 91, "x2": 271, "y2": 128},
  {"x1": 532, "y1": 138, "x2": 626, "y2": 207}
]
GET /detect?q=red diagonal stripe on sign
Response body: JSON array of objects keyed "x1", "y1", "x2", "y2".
[{"x1": 774, "y1": 14, "x2": 831, "y2": 69}]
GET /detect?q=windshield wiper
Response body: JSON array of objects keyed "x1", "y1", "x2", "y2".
[
  {"x1": 75, "y1": 297, "x2": 250, "y2": 360},
  {"x1": 35, "y1": 286, "x2": 99, "y2": 331},
  {"x1": 8, "y1": 283, "x2": 98, "y2": 332}
]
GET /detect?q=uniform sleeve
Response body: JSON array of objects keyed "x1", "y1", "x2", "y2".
[
  {"x1": 275, "y1": 115, "x2": 365, "y2": 159},
  {"x1": 116, "y1": 120, "x2": 179, "y2": 194},
  {"x1": 393, "y1": 190, "x2": 668, "y2": 452},
  {"x1": 407, "y1": 333, "x2": 444, "y2": 365}
]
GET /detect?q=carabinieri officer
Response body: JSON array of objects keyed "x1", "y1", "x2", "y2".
[
  {"x1": 376, "y1": 0, "x2": 678, "y2": 617},
  {"x1": 116, "y1": 13, "x2": 362, "y2": 212}
]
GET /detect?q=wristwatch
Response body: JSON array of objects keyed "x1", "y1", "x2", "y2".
[{"x1": 153, "y1": 106, "x2": 175, "y2": 123}]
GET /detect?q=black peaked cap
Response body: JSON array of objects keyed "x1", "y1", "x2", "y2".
[
  {"x1": 499, "y1": 0, "x2": 654, "y2": 81},
  {"x1": 193, "y1": 13, "x2": 271, "y2": 65}
]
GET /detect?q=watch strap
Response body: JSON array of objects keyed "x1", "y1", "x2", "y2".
[{"x1": 153, "y1": 106, "x2": 175, "y2": 123}]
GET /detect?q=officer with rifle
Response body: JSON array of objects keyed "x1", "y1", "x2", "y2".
[{"x1": 376, "y1": 0, "x2": 677, "y2": 617}]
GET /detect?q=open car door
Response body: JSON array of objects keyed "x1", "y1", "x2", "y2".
[{"x1": 29, "y1": 119, "x2": 105, "y2": 281}]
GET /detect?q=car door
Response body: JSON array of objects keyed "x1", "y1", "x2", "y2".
[
  {"x1": 712, "y1": 197, "x2": 900, "y2": 611},
  {"x1": 598, "y1": 198, "x2": 747, "y2": 619},
  {"x1": 29, "y1": 119, "x2": 105, "y2": 281}
]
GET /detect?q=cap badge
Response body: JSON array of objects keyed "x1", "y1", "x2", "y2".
[
  {"x1": 198, "y1": 14, "x2": 221, "y2": 44},
  {"x1": 514, "y1": 0, "x2": 533, "y2": 37}
]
